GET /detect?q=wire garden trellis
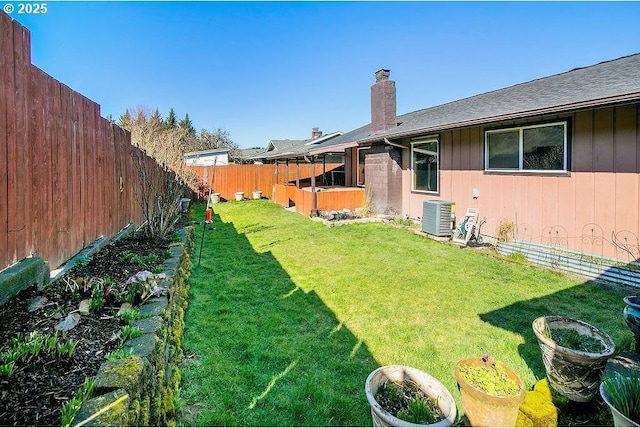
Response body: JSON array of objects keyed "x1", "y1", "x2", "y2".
[{"x1": 496, "y1": 221, "x2": 640, "y2": 288}]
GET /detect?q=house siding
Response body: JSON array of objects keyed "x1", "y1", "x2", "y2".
[{"x1": 404, "y1": 102, "x2": 640, "y2": 259}]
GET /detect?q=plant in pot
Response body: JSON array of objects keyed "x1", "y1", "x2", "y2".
[
  {"x1": 454, "y1": 354, "x2": 525, "y2": 427},
  {"x1": 208, "y1": 192, "x2": 221, "y2": 205},
  {"x1": 532, "y1": 315, "x2": 615, "y2": 402},
  {"x1": 365, "y1": 365, "x2": 457, "y2": 427},
  {"x1": 600, "y1": 371, "x2": 640, "y2": 427}
]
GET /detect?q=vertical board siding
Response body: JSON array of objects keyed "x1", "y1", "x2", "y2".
[
  {"x1": 614, "y1": 104, "x2": 637, "y2": 173},
  {"x1": 407, "y1": 104, "x2": 640, "y2": 259},
  {"x1": 0, "y1": 13, "x2": 184, "y2": 272},
  {"x1": 593, "y1": 108, "x2": 614, "y2": 172},
  {"x1": 572, "y1": 111, "x2": 593, "y2": 172}
]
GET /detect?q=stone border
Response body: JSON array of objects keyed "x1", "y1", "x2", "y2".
[
  {"x1": 0, "y1": 256, "x2": 49, "y2": 306},
  {"x1": 73, "y1": 225, "x2": 195, "y2": 426}
]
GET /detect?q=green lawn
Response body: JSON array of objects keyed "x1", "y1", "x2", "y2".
[{"x1": 179, "y1": 200, "x2": 631, "y2": 426}]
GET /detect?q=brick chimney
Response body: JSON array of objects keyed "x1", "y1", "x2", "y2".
[
  {"x1": 370, "y1": 69, "x2": 396, "y2": 134},
  {"x1": 311, "y1": 127, "x2": 322, "y2": 139}
]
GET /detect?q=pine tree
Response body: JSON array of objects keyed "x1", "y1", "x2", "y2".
[
  {"x1": 149, "y1": 108, "x2": 163, "y2": 131},
  {"x1": 118, "y1": 109, "x2": 133, "y2": 130},
  {"x1": 164, "y1": 108, "x2": 177, "y2": 130},
  {"x1": 135, "y1": 109, "x2": 147, "y2": 127},
  {"x1": 179, "y1": 113, "x2": 196, "y2": 136}
]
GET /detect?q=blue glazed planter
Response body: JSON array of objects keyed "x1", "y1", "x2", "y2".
[{"x1": 623, "y1": 296, "x2": 640, "y2": 351}]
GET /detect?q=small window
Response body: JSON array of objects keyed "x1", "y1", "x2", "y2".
[
  {"x1": 357, "y1": 147, "x2": 370, "y2": 187},
  {"x1": 485, "y1": 122, "x2": 567, "y2": 172},
  {"x1": 411, "y1": 137, "x2": 439, "y2": 193}
]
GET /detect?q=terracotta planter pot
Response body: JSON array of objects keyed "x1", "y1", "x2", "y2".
[
  {"x1": 365, "y1": 365, "x2": 457, "y2": 427},
  {"x1": 600, "y1": 383, "x2": 640, "y2": 427},
  {"x1": 532, "y1": 316, "x2": 615, "y2": 402},
  {"x1": 454, "y1": 357, "x2": 525, "y2": 427}
]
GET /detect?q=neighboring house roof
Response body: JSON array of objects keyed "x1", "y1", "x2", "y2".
[
  {"x1": 253, "y1": 131, "x2": 344, "y2": 160},
  {"x1": 236, "y1": 147, "x2": 264, "y2": 159},
  {"x1": 245, "y1": 139, "x2": 305, "y2": 160},
  {"x1": 306, "y1": 52, "x2": 640, "y2": 153},
  {"x1": 184, "y1": 148, "x2": 230, "y2": 166},
  {"x1": 267, "y1": 139, "x2": 307, "y2": 154},
  {"x1": 184, "y1": 148, "x2": 230, "y2": 157},
  {"x1": 306, "y1": 125, "x2": 371, "y2": 156}
]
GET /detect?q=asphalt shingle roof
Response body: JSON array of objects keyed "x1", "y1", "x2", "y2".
[
  {"x1": 258, "y1": 133, "x2": 346, "y2": 159},
  {"x1": 383, "y1": 52, "x2": 640, "y2": 140},
  {"x1": 311, "y1": 53, "x2": 640, "y2": 152}
]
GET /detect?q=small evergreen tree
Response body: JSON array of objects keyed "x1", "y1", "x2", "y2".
[
  {"x1": 149, "y1": 108, "x2": 163, "y2": 130},
  {"x1": 179, "y1": 113, "x2": 196, "y2": 137},
  {"x1": 118, "y1": 109, "x2": 133, "y2": 130},
  {"x1": 164, "y1": 108, "x2": 177, "y2": 130}
]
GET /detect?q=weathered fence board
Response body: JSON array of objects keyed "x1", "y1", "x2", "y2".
[
  {"x1": 0, "y1": 12, "x2": 188, "y2": 272},
  {"x1": 54, "y1": 83, "x2": 72, "y2": 264},
  {"x1": 0, "y1": 12, "x2": 12, "y2": 268}
]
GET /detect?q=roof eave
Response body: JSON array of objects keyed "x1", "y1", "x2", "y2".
[{"x1": 265, "y1": 141, "x2": 357, "y2": 161}]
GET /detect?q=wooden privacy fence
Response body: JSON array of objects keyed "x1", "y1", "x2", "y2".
[
  {"x1": 185, "y1": 164, "x2": 276, "y2": 200},
  {"x1": 185, "y1": 162, "x2": 343, "y2": 201},
  {"x1": 0, "y1": 12, "x2": 186, "y2": 272},
  {"x1": 273, "y1": 184, "x2": 366, "y2": 216}
]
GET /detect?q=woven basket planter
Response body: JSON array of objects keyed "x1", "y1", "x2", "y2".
[{"x1": 532, "y1": 316, "x2": 615, "y2": 402}]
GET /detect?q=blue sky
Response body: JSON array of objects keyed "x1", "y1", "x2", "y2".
[{"x1": 9, "y1": 1, "x2": 640, "y2": 149}]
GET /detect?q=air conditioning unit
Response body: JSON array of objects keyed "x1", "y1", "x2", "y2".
[{"x1": 422, "y1": 200, "x2": 453, "y2": 236}]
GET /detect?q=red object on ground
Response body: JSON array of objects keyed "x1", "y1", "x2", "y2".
[{"x1": 205, "y1": 207, "x2": 212, "y2": 223}]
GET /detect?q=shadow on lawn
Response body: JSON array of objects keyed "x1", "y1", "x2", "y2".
[
  {"x1": 479, "y1": 280, "x2": 629, "y2": 380},
  {"x1": 182, "y1": 208, "x2": 380, "y2": 426},
  {"x1": 479, "y1": 278, "x2": 630, "y2": 426}
]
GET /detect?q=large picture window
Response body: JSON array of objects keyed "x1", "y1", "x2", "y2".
[
  {"x1": 485, "y1": 122, "x2": 567, "y2": 171},
  {"x1": 411, "y1": 137, "x2": 439, "y2": 193}
]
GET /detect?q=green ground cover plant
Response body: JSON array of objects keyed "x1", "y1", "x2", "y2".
[
  {"x1": 457, "y1": 358, "x2": 520, "y2": 396},
  {"x1": 375, "y1": 379, "x2": 443, "y2": 424},
  {"x1": 602, "y1": 372, "x2": 640, "y2": 422},
  {"x1": 180, "y1": 200, "x2": 630, "y2": 426},
  {"x1": 543, "y1": 326, "x2": 605, "y2": 353}
]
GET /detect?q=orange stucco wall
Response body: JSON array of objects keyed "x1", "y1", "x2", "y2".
[{"x1": 399, "y1": 103, "x2": 640, "y2": 259}]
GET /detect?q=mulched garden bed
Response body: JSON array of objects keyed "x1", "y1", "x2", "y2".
[{"x1": 0, "y1": 223, "x2": 185, "y2": 426}]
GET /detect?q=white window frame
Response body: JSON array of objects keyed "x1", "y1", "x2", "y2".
[
  {"x1": 356, "y1": 147, "x2": 370, "y2": 187},
  {"x1": 411, "y1": 136, "x2": 439, "y2": 194},
  {"x1": 485, "y1": 121, "x2": 568, "y2": 172}
]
